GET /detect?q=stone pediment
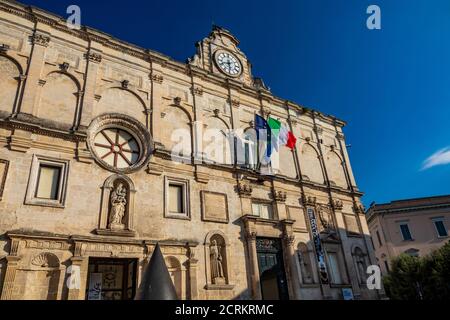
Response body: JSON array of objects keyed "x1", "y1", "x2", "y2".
[{"x1": 188, "y1": 25, "x2": 257, "y2": 87}]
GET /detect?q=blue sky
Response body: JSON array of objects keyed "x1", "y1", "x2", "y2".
[{"x1": 21, "y1": 0, "x2": 450, "y2": 206}]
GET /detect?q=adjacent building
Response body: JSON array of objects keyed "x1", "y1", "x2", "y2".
[
  {"x1": 366, "y1": 195, "x2": 450, "y2": 275},
  {"x1": 0, "y1": 0, "x2": 381, "y2": 300}
]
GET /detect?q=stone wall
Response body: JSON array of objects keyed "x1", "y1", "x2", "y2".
[{"x1": 0, "y1": 0, "x2": 381, "y2": 300}]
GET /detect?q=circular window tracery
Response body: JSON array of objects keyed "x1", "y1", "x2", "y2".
[
  {"x1": 87, "y1": 114, "x2": 153, "y2": 174},
  {"x1": 94, "y1": 128, "x2": 140, "y2": 169}
]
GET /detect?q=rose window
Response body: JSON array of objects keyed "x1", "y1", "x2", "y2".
[{"x1": 93, "y1": 128, "x2": 140, "y2": 169}]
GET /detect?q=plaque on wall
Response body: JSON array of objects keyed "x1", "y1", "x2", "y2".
[
  {"x1": 0, "y1": 159, "x2": 9, "y2": 200},
  {"x1": 201, "y1": 191, "x2": 229, "y2": 223},
  {"x1": 343, "y1": 213, "x2": 361, "y2": 236},
  {"x1": 287, "y1": 206, "x2": 307, "y2": 231}
]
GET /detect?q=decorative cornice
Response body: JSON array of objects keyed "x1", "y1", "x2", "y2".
[{"x1": 1, "y1": 117, "x2": 87, "y2": 143}]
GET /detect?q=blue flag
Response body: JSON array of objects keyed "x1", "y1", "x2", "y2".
[{"x1": 255, "y1": 114, "x2": 272, "y2": 163}]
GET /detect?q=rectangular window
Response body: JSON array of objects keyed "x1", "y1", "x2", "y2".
[
  {"x1": 376, "y1": 230, "x2": 383, "y2": 247},
  {"x1": 399, "y1": 223, "x2": 413, "y2": 241},
  {"x1": 327, "y1": 252, "x2": 343, "y2": 284},
  {"x1": 432, "y1": 219, "x2": 448, "y2": 237},
  {"x1": 168, "y1": 184, "x2": 184, "y2": 213},
  {"x1": 25, "y1": 155, "x2": 69, "y2": 207},
  {"x1": 164, "y1": 177, "x2": 189, "y2": 220},
  {"x1": 251, "y1": 202, "x2": 274, "y2": 220},
  {"x1": 36, "y1": 165, "x2": 61, "y2": 199}
]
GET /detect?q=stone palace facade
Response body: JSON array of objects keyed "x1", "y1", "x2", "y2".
[{"x1": 0, "y1": 0, "x2": 381, "y2": 300}]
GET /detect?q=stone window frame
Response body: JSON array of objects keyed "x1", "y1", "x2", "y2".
[
  {"x1": 323, "y1": 243, "x2": 349, "y2": 287},
  {"x1": 25, "y1": 154, "x2": 70, "y2": 208},
  {"x1": 397, "y1": 220, "x2": 414, "y2": 241},
  {"x1": 0, "y1": 159, "x2": 9, "y2": 201},
  {"x1": 250, "y1": 198, "x2": 276, "y2": 220},
  {"x1": 200, "y1": 190, "x2": 229, "y2": 224},
  {"x1": 164, "y1": 176, "x2": 190, "y2": 220},
  {"x1": 431, "y1": 217, "x2": 448, "y2": 238}
]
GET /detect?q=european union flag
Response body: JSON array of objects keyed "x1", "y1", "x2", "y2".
[{"x1": 255, "y1": 114, "x2": 272, "y2": 163}]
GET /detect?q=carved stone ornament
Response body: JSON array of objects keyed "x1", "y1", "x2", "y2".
[
  {"x1": 191, "y1": 85, "x2": 203, "y2": 96},
  {"x1": 0, "y1": 44, "x2": 10, "y2": 54},
  {"x1": 31, "y1": 33, "x2": 50, "y2": 47},
  {"x1": 332, "y1": 199, "x2": 343, "y2": 211},
  {"x1": 302, "y1": 194, "x2": 317, "y2": 206},
  {"x1": 121, "y1": 79, "x2": 129, "y2": 89},
  {"x1": 236, "y1": 182, "x2": 252, "y2": 197},
  {"x1": 283, "y1": 234, "x2": 295, "y2": 246},
  {"x1": 273, "y1": 190, "x2": 287, "y2": 202},
  {"x1": 151, "y1": 73, "x2": 164, "y2": 84},
  {"x1": 87, "y1": 113, "x2": 153, "y2": 174},
  {"x1": 59, "y1": 62, "x2": 70, "y2": 72},
  {"x1": 353, "y1": 203, "x2": 365, "y2": 214},
  {"x1": 31, "y1": 252, "x2": 60, "y2": 268},
  {"x1": 85, "y1": 51, "x2": 102, "y2": 63}
]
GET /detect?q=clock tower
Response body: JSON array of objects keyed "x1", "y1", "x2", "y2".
[{"x1": 188, "y1": 25, "x2": 258, "y2": 88}]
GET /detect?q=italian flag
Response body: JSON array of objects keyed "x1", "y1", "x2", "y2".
[{"x1": 267, "y1": 117, "x2": 297, "y2": 151}]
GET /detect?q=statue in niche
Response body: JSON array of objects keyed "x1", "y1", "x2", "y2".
[
  {"x1": 108, "y1": 182, "x2": 127, "y2": 230},
  {"x1": 210, "y1": 239, "x2": 225, "y2": 284},
  {"x1": 298, "y1": 246, "x2": 313, "y2": 284},
  {"x1": 354, "y1": 249, "x2": 367, "y2": 284}
]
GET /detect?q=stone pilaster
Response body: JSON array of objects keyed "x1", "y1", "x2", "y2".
[
  {"x1": 281, "y1": 220, "x2": 302, "y2": 299},
  {"x1": 0, "y1": 256, "x2": 21, "y2": 300},
  {"x1": 242, "y1": 216, "x2": 261, "y2": 299},
  {"x1": 79, "y1": 50, "x2": 102, "y2": 128},
  {"x1": 187, "y1": 246, "x2": 199, "y2": 300},
  {"x1": 19, "y1": 32, "x2": 50, "y2": 116},
  {"x1": 67, "y1": 256, "x2": 85, "y2": 300}
]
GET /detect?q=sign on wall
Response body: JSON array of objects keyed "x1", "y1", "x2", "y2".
[
  {"x1": 306, "y1": 207, "x2": 329, "y2": 284},
  {"x1": 87, "y1": 273, "x2": 103, "y2": 300}
]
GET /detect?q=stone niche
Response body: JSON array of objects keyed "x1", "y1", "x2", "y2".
[
  {"x1": 95, "y1": 174, "x2": 136, "y2": 237},
  {"x1": 16, "y1": 252, "x2": 63, "y2": 300},
  {"x1": 201, "y1": 191, "x2": 229, "y2": 223},
  {"x1": 204, "y1": 231, "x2": 233, "y2": 290}
]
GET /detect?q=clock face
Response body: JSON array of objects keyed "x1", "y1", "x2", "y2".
[{"x1": 215, "y1": 51, "x2": 242, "y2": 77}]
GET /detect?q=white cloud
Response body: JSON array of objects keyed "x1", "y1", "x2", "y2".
[{"x1": 421, "y1": 147, "x2": 450, "y2": 170}]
